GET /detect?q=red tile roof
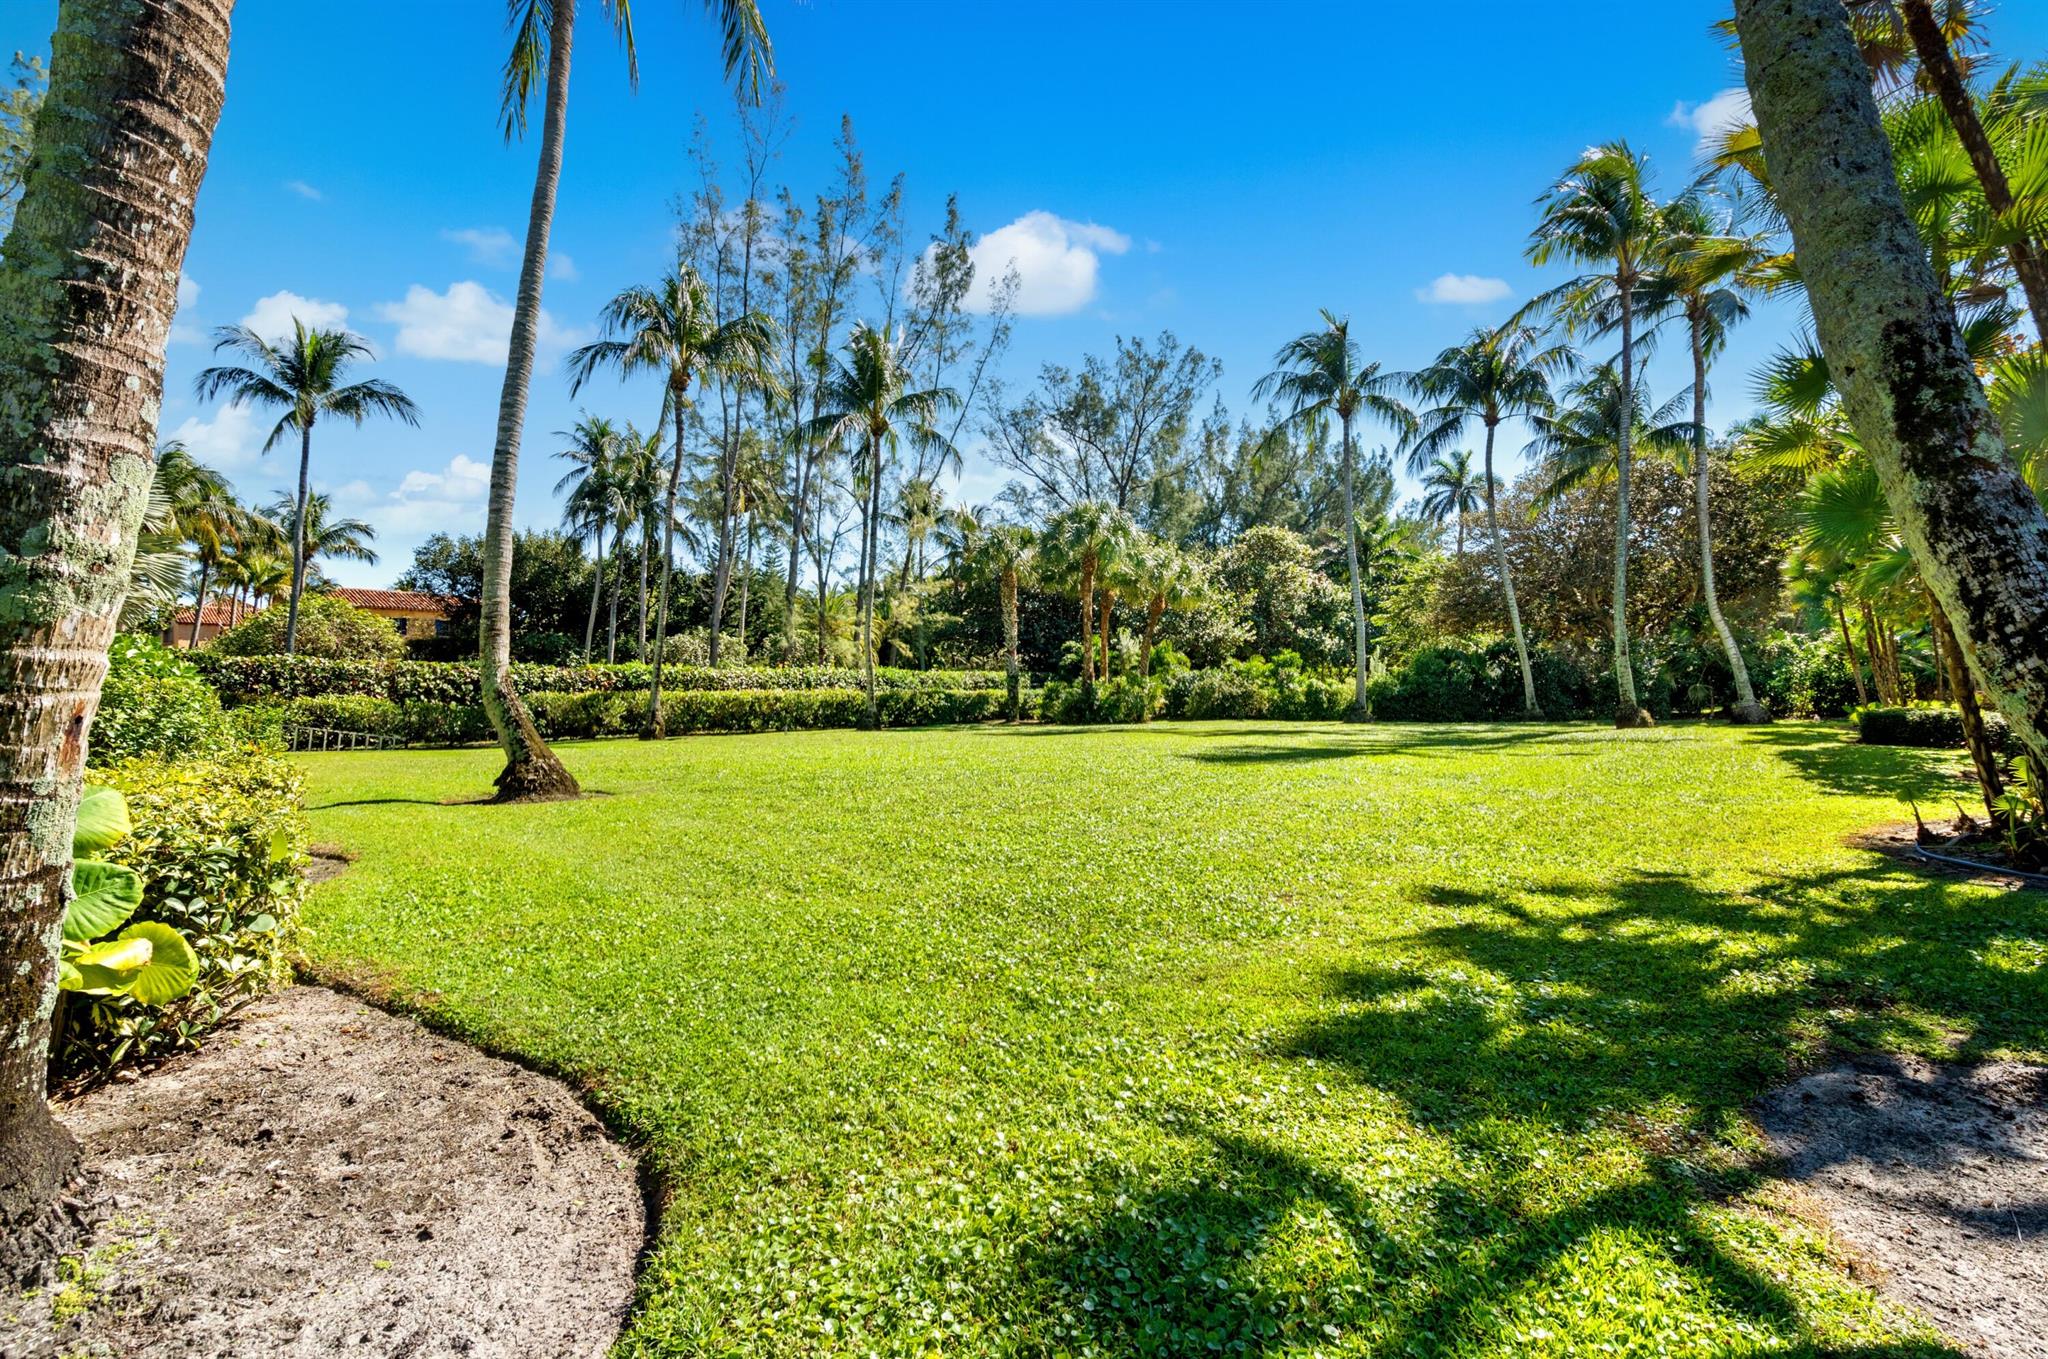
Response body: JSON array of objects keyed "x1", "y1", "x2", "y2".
[
  {"x1": 171, "y1": 601, "x2": 245, "y2": 626},
  {"x1": 330, "y1": 587, "x2": 457, "y2": 615}
]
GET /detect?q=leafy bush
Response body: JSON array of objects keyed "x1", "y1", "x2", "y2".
[
  {"x1": 271, "y1": 694, "x2": 494, "y2": 746},
  {"x1": 193, "y1": 652, "x2": 1007, "y2": 706},
  {"x1": 1759, "y1": 633, "x2": 1860, "y2": 718},
  {"x1": 207, "y1": 591, "x2": 408, "y2": 660},
  {"x1": 1854, "y1": 703, "x2": 2013, "y2": 752},
  {"x1": 1039, "y1": 676, "x2": 1157, "y2": 725},
  {"x1": 1166, "y1": 667, "x2": 1269, "y2": 720},
  {"x1": 660, "y1": 628, "x2": 749, "y2": 668},
  {"x1": 91, "y1": 635, "x2": 235, "y2": 763},
  {"x1": 60, "y1": 752, "x2": 307, "y2": 1076},
  {"x1": 1370, "y1": 640, "x2": 1594, "y2": 721}
]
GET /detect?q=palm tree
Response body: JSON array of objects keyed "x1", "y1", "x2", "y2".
[
  {"x1": 481, "y1": 0, "x2": 771, "y2": 799},
  {"x1": 966, "y1": 524, "x2": 1035, "y2": 721},
  {"x1": 554, "y1": 415, "x2": 627, "y2": 660},
  {"x1": 218, "y1": 546, "x2": 292, "y2": 625},
  {"x1": 1526, "y1": 141, "x2": 1664, "y2": 727},
  {"x1": 1038, "y1": 502, "x2": 1135, "y2": 696},
  {"x1": 1417, "y1": 450, "x2": 1488, "y2": 557},
  {"x1": 1253, "y1": 312, "x2": 1415, "y2": 717},
  {"x1": 0, "y1": 0, "x2": 233, "y2": 1259},
  {"x1": 1131, "y1": 540, "x2": 1206, "y2": 687},
  {"x1": 569, "y1": 266, "x2": 780, "y2": 735},
  {"x1": 151, "y1": 442, "x2": 245, "y2": 648},
  {"x1": 263, "y1": 491, "x2": 378, "y2": 583},
  {"x1": 1643, "y1": 191, "x2": 1771, "y2": 723},
  {"x1": 804, "y1": 323, "x2": 956, "y2": 723},
  {"x1": 1529, "y1": 368, "x2": 1693, "y2": 504},
  {"x1": 1407, "y1": 324, "x2": 1569, "y2": 718},
  {"x1": 193, "y1": 321, "x2": 417, "y2": 655}
]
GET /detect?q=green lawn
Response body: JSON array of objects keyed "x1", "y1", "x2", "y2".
[{"x1": 296, "y1": 721, "x2": 2047, "y2": 1358}]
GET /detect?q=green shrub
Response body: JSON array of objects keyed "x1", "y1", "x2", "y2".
[
  {"x1": 90, "y1": 636, "x2": 235, "y2": 763},
  {"x1": 60, "y1": 752, "x2": 307, "y2": 1077},
  {"x1": 1037, "y1": 677, "x2": 1158, "y2": 725},
  {"x1": 1760, "y1": 633, "x2": 1860, "y2": 718},
  {"x1": 207, "y1": 591, "x2": 408, "y2": 660},
  {"x1": 1371, "y1": 641, "x2": 1594, "y2": 721},
  {"x1": 1169, "y1": 667, "x2": 1270, "y2": 720},
  {"x1": 193, "y1": 653, "x2": 1006, "y2": 706},
  {"x1": 1854, "y1": 703, "x2": 2013, "y2": 752}
]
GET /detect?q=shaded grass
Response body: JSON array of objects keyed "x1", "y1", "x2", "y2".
[{"x1": 295, "y1": 720, "x2": 2044, "y2": 1357}]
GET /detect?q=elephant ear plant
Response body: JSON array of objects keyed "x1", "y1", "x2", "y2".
[{"x1": 57, "y1": 786, "x2": 197, "y2": 1005}]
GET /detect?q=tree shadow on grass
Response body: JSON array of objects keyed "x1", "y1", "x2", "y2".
[
  {"x1": 1743, "y1": 723, "x2": 1974, "y2": 805},
  {"x1": 1012, "y1": 862, "x2": 2042, "y2": 1355},
  {"x1": 1182, "y1": 726, "x2": 1575, "y2": 765}
]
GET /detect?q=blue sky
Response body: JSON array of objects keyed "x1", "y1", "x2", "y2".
[{"x1": 10, "y1": 1, "x2": 2047, "y2": 587}]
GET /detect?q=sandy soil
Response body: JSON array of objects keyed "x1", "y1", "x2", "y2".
[
  {"x1": 1, "y1": 986, "x2": 643, "y2": 1359},
  {"x1": 1754, "y1": 1054, "x2": 2048, "y2": 1359}
]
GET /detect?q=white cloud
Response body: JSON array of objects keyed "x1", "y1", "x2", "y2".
[
  {"x1": 1667, "y1": 88, "x2": 1753, "y2": 156},
  {"x1": 336, "y1": 454, "x2": 493, "y2": 537},
  {"x1": 375, "y1": 280, "x2": 581, "y2": 364},
  {"x1": 284, "y1": 179, "x2": 324, "y2": 201},
  {"x1": 170, "y1": 272, "x2": 203, "y2": 346},
  {"x1": 166, "y1": 401, "x2": 265, "y2": 469},
  {"x1": 551, "y1": 252, "x2": 580, "y2": 283},
  {"x1": 241, "y1": 290, "x2": 349, "y2": 343},
  {"x1": 1416, "y1": 273, "x2": 1513, "y2": 305},
  {"x1": 959, "y1": 211, "x2": 1131, "y2": 316},
  {"x1": 442, "y1": 226, "x2": 519, "y2": 266}
]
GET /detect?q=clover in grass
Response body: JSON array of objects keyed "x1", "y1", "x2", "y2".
[{"x1": 58, "y1": 785, "x2": 198, "y2": 1004}]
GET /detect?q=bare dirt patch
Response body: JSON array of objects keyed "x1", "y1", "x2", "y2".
[
  {"x1": 2, "y1": 986, "x2": 642, "y2": 1359},
  {"x1": 1753, "y1": 1054, "x2": 2048, "y2": 1359}
]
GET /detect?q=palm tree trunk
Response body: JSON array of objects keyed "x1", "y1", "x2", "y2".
[
  {"x1": 1098, "y1": 588, "x2": 1114, "y2": 680},
  {"x1": 1898, "y1": 0, "x2": 2048, "y2": 339},
  {"x1": 478, "y1": 0, "x2": 578, "y2": 800},
  {"x1": 1338, "y1": 413, "x2": 1371, "y2": 718},
  {"x1": 859, "y1": 435, "x2": 880, "y2": 725},
  {"x1": 1611, "y1": 293, "x2": 1649, "y2": 727},
  {"x1": 1738, "y1": 0, "x2": 2048, "y2": 768},
  {"x1": 606, "y1": 535, "x2": 621, "y2": 665},
  {"x1": 1858, "y1": 601, "x2": 1892, "y2": 704},
  {"x1": 284, "y1": 422, "x2": 312, "y2": 655},
  {"x1": 1003, "y1": 568, "x2": 1021, "y2": 722},
  {"x1": 737, "y1": 517, "x2": 753, "y2": 646},
  {"x1": 1485, "y1": 421, "x2": 1541, "y2": 717},
  {"x1": 645, "y1": 392, "x2": 688, "y2": 737},
  {"x1": 1691, "y1": 318, "x2": 1767, "y2": 723},
  {"x1": 1078, "y1": 556, "x2": 1097, "y2": 690},
  {"x1": 1927, "y1": 585, "x2": 2004, "y2": 816},
  {"x1": 1834, "y1": 596, "x2": 1871, "y2": 706},
  {"x1": 0, "y1": 0, "x2": 233, "y2": 1279},
  {"x1": 1141, "y1": 597, "x2": 1164, "y2": 682},
  {"x1": 582, "y1": 521, "x2": 603, "y2": 659},
  {"x1": 637, "y1": 516, "x2": 649, "y2": 658},
  {"x1": 188, "y1": 558, "x2": 212, "y2": 649}
]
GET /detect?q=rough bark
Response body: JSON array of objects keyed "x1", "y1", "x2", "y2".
[
  {"x1": 283, "y1": 421, "x2": 310, "y2": 655},
  {"x1": 859, "y1": 434, "x2": 880, "y2": 726},
  {"x1": 1926, "y1": 586, "x2": 2003, "y2": 817},
  {"x1": 187, "y1": 559, "x2": 211, "y2": 649},
  {"x1": 1338, "y1": 413, "x2": 1371, "y2": 718},
  {"x1": 1077, "y1": 554, "x2": 1096, "y2": 691},
  {"x1": 1833, "y1": 598, "x2": 1871, "y2": 706},
  {"x1": 1691, "y1": 319, "x2": 1768, "y2": 722},
  {"x1": 581, "y1": 520, "x2": 603, "y2": 658},
  {"x1": 1097, "y1": 587, "x2": 1113, "y2": 681},
  {"x1": 1898, "y1": 0, "x2": 2048, "y2": 340},
  {"x1": 0, "y1": 0, "x2": 232, "y2": 1279},
  {"x1": 1611, "y1": 294, "x2": 1652, "y2": 727},
  {"x1": 479, "y1": 0, "x2": 578, "y2": 800},
  {"x1": 1484, "y1": 420, "x2": 1541, "y2": 716},
  {"x1": 1739, "y1": 0, "x2": 2048, "y2": 765}
]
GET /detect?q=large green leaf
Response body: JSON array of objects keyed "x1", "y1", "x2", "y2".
[
  {"x1": 65, "y1": 860, "x2": 142, "y2": 943},
  {"x1": 118, "y1": 922, "x2": 198, "y2": 1005},
  {"x1": 63, "y1": 934, "x2": 152, "y2": 995},
  {"x1": 72, "y1": 785, "x2": 132, "y2": 856}
]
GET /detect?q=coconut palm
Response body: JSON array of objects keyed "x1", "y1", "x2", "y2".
[
  {"x1": 262, "y1": 492, "x2": 378, "y2": 584},
  {"x1": 966, "y1": 524, "x2": 1035, "y2": 721},
  {"x1": 1528, "y1": 367, "x2": 1694, "y2": 503},
  {"x1": 1642, "y1": 190, "x2": 1772, "y2": 722},
  {"x1": 1253, "y1": 312, "x2": 1415, "y2": 717},
  {"x1": 1526, "y1": 141, "x2": 1665, "y2": 726},
  {"x1": 1416, "y1": 451, "x2": 1489, "y2": 557},
  {"x1": 1038, "y1": 502, "x2": 1136, "y2": 694},
  {"x1": 1406, "y1": 324, "x2": 1569, "y2": 716},
  {"x1": 218, "y1": 546, "x2": 292, "y2": 624},
  {"x1": 481, "y1": 0, "x2": 772, "y2": 798},
  {"x1": 151, "y1": 442, "x2": 246, "y2": 648},
  {"x1": 804, "y1": 323, "x2": 957, "y2": 722},
  {"x1": 193, "y1": 321, "x2": 417, "y2": 656},
  {"x1": 569, "y1": 265, "x2": 780, "y2": 735},
  {"x1": 553, "y1": 415, "x2": 628, "y2": 660}
]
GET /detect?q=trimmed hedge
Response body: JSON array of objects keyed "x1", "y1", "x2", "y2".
[
  {"x1": 92, "y1": 636, "x2": 237, "y2": 763},
  {"x1": 1854, "y1": 703, "x2": 2013, "y2": 753},
  {"x1": 61, "y1": 752, "x2": 308, "y2": 1077},
  {"x1": 193, "y1": 653, "x2": 1008, "y2": 706},
  {"x1": 269, "y1": 686, "x2": 1034, "y2": 745}
]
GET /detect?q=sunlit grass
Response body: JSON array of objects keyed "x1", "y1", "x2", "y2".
[{"x1": 297, "y1": 721, "x2": 2043, "y2": 1357}]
